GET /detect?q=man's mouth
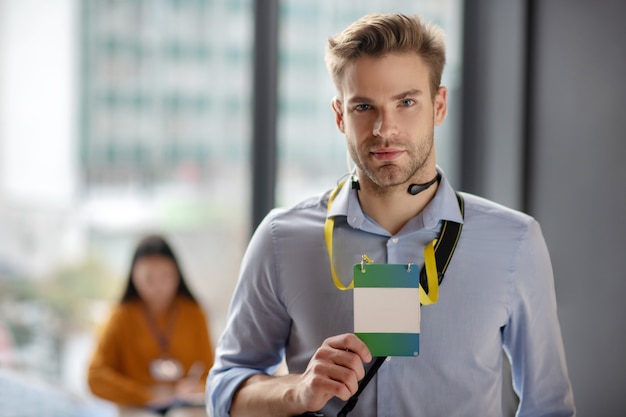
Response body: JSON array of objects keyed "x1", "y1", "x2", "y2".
[{"x1": 371, "y1": 149, "x2": 404, "y2": 161}]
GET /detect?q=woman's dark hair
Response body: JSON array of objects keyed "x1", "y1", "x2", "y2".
[{"x1": 119, "y1": 234, "x2": 197, "y2": 304}]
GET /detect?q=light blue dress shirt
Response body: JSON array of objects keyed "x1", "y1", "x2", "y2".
[{"x1": 207, "y1": 169, "x2": 575, "y2": 417}]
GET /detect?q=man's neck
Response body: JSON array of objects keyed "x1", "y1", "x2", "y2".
[{"x1": 357, "y1": 182, "x2": 438, "y2": 235}]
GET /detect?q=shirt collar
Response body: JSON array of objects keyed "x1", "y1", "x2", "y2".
[{"x1": 326, "y1": 167, "x2": 464, "y2": 232}]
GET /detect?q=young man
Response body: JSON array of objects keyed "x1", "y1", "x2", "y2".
[{"x1": 207, "y1": 13, "x2": 575, "y2": 417}]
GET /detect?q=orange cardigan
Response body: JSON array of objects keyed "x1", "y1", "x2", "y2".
[{"x1": 87, "y1": 296, "x2": 214, "y2": 406}]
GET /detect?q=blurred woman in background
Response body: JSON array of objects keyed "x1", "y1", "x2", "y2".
[{"x1": 88, "y1": 234, "x2": 214, "y2": 417}]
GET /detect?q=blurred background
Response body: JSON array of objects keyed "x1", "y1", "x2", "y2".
[{"x1": 0, "y1": 0, "x2": 624, "y2": 416}]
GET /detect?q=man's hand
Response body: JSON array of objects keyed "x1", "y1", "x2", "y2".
[
  {"x1": 293, "y1": 333, "x2": 372, "y2": 412},
  {"x1": 230, "y1": 333, "x2": 372, "y2": 417}
]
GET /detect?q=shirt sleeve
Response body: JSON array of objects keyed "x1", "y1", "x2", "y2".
[
  {"x1": 502, "y1": 219, "x2": 576, "y2": 416},
  {"x1": 207, "y1": 212, "x2": 291, "y2": 417}
]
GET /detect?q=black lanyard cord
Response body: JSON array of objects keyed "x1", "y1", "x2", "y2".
[{"x1": 337, "y1": 356, "x2": 387, "y2": 417}]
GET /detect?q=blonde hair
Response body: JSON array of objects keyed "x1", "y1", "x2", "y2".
[{"x1": 325, "y1": 13, "x2": 446, "y2": 99}]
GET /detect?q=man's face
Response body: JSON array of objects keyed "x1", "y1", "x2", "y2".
[{"x1": 332, "y1": 52, "x2": 447, "y2": 191}]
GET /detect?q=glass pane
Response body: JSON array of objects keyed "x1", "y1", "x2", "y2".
[
  {"x1": 0, "y1": 0, "x2": 252, "y2": 407},
  {"x1": 276, "y1": 1, "x2": 464, "y2": 206}
]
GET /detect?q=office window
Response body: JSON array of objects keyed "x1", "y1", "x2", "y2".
[{"x1": 0, "y1": 0, "x2": 253, "y2": 400}]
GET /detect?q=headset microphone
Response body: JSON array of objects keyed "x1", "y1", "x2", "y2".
[
  {"x1": 407, "y1": 172, "x2": 441, "y2": 196},
  {"x1": 351, "y1": 176, "x2": 360, "y2": 190}
]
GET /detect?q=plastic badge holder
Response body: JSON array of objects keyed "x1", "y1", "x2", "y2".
[{"x1": 353, "y1": 263, "x2": 420, "y2": 357}]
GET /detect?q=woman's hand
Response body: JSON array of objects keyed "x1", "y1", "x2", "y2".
[
  {"x1": 174, "y1": 377, "x2": 205, "y2": 404},
  {"x1": 146, "y1": 385, "x2": 176, "y2": 409}
]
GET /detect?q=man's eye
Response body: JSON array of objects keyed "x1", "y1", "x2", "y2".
[
  {"x1": 401, "y1": 99, "x2": 415, "y2": 107},
  {"x1": 355, "y1": 104, "x2": 371, "y2": 111}
]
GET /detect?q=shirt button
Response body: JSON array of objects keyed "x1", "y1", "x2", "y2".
[{"x1": 391, "y1": 238, "x2": 399, "y2": 244}]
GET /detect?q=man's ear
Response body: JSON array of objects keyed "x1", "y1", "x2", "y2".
[
  {"x1": 433, "y1": 86, "x2": 448, "y2": 126},
  {"x1": 331, "y1": 97, "x2": 345, "y2": 133}
]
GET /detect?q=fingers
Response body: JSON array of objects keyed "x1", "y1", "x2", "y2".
[
  {"x1": 327, "y1": 333, "x2": 372, "y2": 364},
  {"x1": 175, "y1": 378, "x2": 203, "y2": 395},
  {"x1": 316, "y1": 338, "x2": 368, "y2": 382},
  {"x1": 296, "y1": 333, "x2": 372, "y2": 409},
  {"x1": 303, "y1": 360, "x2": 359, "y2": 402}
]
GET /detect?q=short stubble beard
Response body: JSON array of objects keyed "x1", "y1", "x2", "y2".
[{"x1": 347, "y1": 129, "x2": 435, "y2": 195}]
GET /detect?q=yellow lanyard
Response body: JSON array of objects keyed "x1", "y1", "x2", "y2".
[{"x1": 323, "y1": 180, "x2": 440, "y2": 305}]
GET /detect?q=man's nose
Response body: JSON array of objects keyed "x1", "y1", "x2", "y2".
[{"x1": 372, "y1": 110, "x2": 399, "y2": 138}]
